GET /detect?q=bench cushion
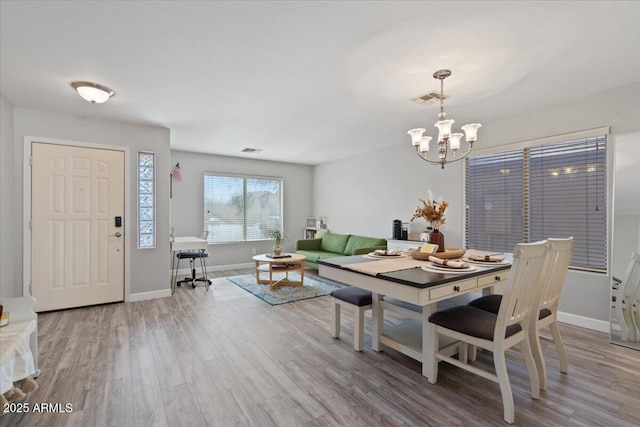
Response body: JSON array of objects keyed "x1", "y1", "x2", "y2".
[{"x1": 330, "y1": 286, "x2": 373, "y2": 307}]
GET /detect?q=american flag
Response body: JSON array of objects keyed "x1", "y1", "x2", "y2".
[{"x1": 171, "y1": 163, "x2": 182, "y2": 182}]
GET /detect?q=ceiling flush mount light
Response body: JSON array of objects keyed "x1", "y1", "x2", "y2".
[
  {"x1": 71, "y1": 81, "x2": 115, "y2": 104},
  {"x1": 407, "y1": 69, "x2": 481, "y2": 169}
]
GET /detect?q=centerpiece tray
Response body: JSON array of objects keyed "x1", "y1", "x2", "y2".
[
  {"x1": 410, "y1": 248, "x2": 465, "y2": 261},
  {"x1": 428, "y1": 248, "x2": 465, "y2": 260}
]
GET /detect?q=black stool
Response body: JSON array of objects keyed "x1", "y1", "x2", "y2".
[
  {"x1": 330, "y1": 286, "x2": 373, "y2": 351},
  {"x1": 176, "y1": 250, "x2": 211, "y2": 289}
]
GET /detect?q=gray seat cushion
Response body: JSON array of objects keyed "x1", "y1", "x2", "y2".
[
  {"x1": 468, "y1": 294, "x2": 552, "y2": 320},
  {"x1": 330, "y1": 286, "x2": 372, "y2": 306},
  {"x1": 428, "y1": 306, "x2": 522, "y2": 341}
]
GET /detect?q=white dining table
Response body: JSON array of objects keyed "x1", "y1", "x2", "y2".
[
  {"x1": 170, "y1": 236, "x2": 209, "y2": 294},
  {"x1": 318, "y1": 253, "x2": 512, "y2": 378}
]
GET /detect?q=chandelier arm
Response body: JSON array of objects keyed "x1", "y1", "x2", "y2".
[
  {"x1": 415, "y1": 146, "x2": 447, "y2": 165},
  {"x1": 414, "y1": 142, "x2": 474, "y2": 168},
  {"x1": 454, "y1": 144, "x2": 474, "y2": 162}
]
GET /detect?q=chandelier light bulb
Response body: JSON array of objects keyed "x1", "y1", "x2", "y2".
[
  {"x1": 461, "y1": 123, "x2": 481, "y2": 142},
  {"x1": 408, "y1": 128, "x2": 426, "y2": 146},
  {"x1": 419, "y1": 136, "x2": 432, "y2": 152},
  {"x1": 449, "y1": 133, "x2": 463, "y2": 151},
  {"x1": 435, "y1": 119, "x2": 454, "y2": 142}
]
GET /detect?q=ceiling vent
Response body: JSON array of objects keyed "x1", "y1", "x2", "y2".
[
  {"x1": 411, "y1": 91, "x2": 446, "y2": 106},
  {"x1": 242, "y1": 148, "x2": 263, "y2": 153}
]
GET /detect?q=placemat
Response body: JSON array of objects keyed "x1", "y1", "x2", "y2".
[{"x1": 345, "y1": 258, "x2": 426, "y2": 276}]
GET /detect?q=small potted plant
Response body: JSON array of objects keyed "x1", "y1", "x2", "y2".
[{"x1": 269, "y1": 229, "x2": 288, "y2": 256}]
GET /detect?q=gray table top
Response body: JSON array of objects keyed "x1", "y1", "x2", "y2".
[{"x1": 318, "y1": 254, "x2": 513, "y2": 289}]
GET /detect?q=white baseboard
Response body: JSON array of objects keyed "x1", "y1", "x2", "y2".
[
  {"x1": 209, "y1": 262, "x2": 254, "y2": 271},
  {"x1": 557, "y1": 311, "x2": 610, "y2": 333},
  {"x1": 174, "y1": 262, "x2": 254, "y2": 276},
  {"x1": 129, "y1": 289, "x2": 172, "y2": 302}
]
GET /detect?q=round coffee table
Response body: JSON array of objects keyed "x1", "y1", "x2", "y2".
[{"x1": 252, "y1": 253, "x2": 306, "y2": 289}]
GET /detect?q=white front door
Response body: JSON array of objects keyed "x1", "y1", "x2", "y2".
[{"x1": 31, "y1": 143, "x2": 125, "y2": 311}]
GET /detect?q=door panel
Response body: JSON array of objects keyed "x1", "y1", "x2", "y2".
[{"x1": 32, "y1": 143, "x2": 124, "y2": 311}]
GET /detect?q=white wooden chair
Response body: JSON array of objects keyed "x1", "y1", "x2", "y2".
[
  {"x1": 426, "y1": 241, "x2": 548, "y2": 424},
  {"x1": 468, "y1": 237, "x2": 574, "y2": 390},
  {"x1": 615, "y1": 252, "x2": 640, "y2": 341}
]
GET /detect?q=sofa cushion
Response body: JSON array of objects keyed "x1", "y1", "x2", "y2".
[
  {"x1": 343, "y1": 236, "x2": 387, "y2": 255},
  {"x1": 295, "y1": 250, "x2": 344, "y2": 263},
  {"x1": 320, "y1": 233, "x2": 350, "y2": 254}
]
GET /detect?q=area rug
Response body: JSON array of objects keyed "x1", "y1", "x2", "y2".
[{"x1": 225, "y1": 273, "x2": 342, "y2": 306}]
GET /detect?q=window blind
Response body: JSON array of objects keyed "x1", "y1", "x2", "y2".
[
  {"x1": 528, "y1": 137, "x2": 607, "y2": 270},
  {"x1": 465, "y1": 135, "x2": 607, "y2": 272},
  {"x1": 203, "y1": 173, "x2": 283, "y2": 243},
  {"x1": 465, "y1": 149, "x2": 524, "y2": 253}
]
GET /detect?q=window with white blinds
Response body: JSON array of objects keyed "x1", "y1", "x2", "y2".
[
  {"x1": 465, "y1": 135, "x2": 607, "y2": 271},
  {"x1": 203, "y1": 173, "x2": 283, "y2": 243}
]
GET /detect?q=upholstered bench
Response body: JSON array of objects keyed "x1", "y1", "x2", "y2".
[{"x1": 329, "y1": 286, "x2": 372, "y2": 351}]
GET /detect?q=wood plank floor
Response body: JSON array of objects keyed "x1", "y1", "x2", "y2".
[{"x1": 2, "y1": 268, "x2": 639, "y2": 426}]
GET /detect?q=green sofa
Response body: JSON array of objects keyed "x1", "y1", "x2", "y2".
[{"x1": 295, "y1": 232, "x2": 387, "y2": 269}]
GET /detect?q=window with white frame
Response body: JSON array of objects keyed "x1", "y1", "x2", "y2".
[
  {"x1": 204, "y1": 173, "x2": 283, "y2": 243},
  {"x1": 465, "y1": 135, "x2": 607, "y2": 272},
  {"x1": 138, "y1": 152, "x2": 155, "y2": 248}
]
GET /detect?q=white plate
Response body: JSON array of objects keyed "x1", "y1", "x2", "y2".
[
  {"x1": 368, "y1": 252, "x2": 404, "y2": 258},
  {"x1": 421, "y1": 263, "x2": 478, "y2": 274},
  {"x1": 462, "y1": 257, "x2": 511, "y2": 266}
]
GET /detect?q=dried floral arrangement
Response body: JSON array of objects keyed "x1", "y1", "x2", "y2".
[{"x1": 410, "y1": 191, "x2": 448, "y2": 230}]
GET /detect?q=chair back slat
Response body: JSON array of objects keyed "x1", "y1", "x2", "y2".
[
  {"x1": 620, "y1": 252, "x2": 640, "y2": 301},
  {"x1": 495, "y1": 241, "x2": 548, "y2": 338},
  {"x1": 538, "y1": 237, "x2": 575, "y2": 311}
]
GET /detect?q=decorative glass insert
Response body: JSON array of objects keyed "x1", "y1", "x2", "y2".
[{"x1": 138, "y1": 152, "x2": 155, "y2": 248}]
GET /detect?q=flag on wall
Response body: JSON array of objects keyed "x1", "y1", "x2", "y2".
[{"x1": 171, "y1": 163, "x2": 182, "y2": 182}]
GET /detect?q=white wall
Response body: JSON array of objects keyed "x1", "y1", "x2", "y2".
[
  {"x1": 10, "y1": 106, "x2": 171, "y2": 296},
  {"x1": 170, "y1": 150, "x2": 313, "y2": 268},
  {"x1": 612, "y1": 215, "x2": 640, "y2": 279},
  {"x1": 0, "y1": 94, "x2": 15, "y2": 297},
  {"x1": 314, "y1": 82, "x2": 640, "y2": 324}
]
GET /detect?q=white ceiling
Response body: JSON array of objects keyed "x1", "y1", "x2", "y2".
[{"x1": 2, "y1": 1, "x2": 639, "y2": 165}]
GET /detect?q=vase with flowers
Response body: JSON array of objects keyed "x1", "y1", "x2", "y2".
[{"x1": 410, "y1": 190, "x2": 448, "y2": 252}]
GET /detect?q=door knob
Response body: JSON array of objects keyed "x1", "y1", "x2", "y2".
[{"x1": 111, "y1": 232, "x2": 122, "y2": 237}]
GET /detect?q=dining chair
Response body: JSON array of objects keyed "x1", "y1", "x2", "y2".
[
  {"x1": 176, "y1": 230, "x2": 211, "y2": 289},
  {"x1": 468, "y1": 237, "x2": 574, "y2": 391},
  {"x1": 614, "y1": 252, "x2": 640, "y2": 341},
  {"x1": 426, "y1": 241, "x2": 548, "y2": 424}
]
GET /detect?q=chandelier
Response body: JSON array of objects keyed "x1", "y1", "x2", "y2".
[{"x1": 407, "y1": 69, "x2": 481, "y2": 169}]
